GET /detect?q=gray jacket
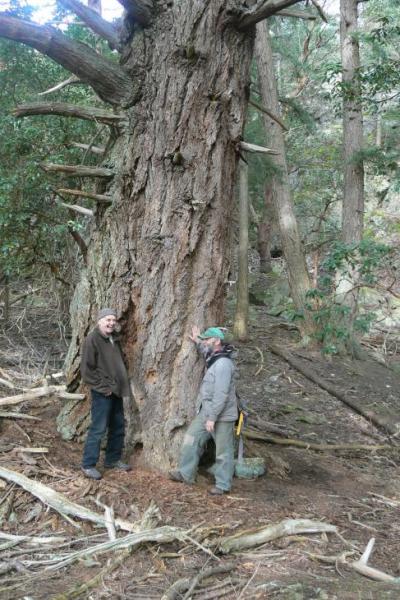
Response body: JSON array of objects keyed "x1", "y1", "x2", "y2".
[{"x1": 197, "y1": 356, "x2": 238, "y2": 423}]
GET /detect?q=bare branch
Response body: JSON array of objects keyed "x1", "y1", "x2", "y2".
[
  {"x1": 117, "y1": 0, "x2": 153, "y2": 26},
  {"x1": 13, "y1": 102, "x2": 126, "y2": 126},
  {"x1": 239, "y1": 141, "x2": 279, "y2": 155},
  {"x1": 41, "y1": 163, "x2": 114, "y2": 178},
  {"x1": 276, "y1": 9, "x2": 317, "y2": 20},
  {"x1": 58, "y1": 0, "x2": 120, "y2": 50},
  {"x1": 236, "y1": 0, "x2": 304, "y2": 30},
  {"x1": 38, "y1": 75, "x2": 81, "y2": 96},
  {"x1": 58, "y1": 202, "x2": 94, "y2": 217},
  {"x1": 57, "y1": 188, "x2": 111, "y2": 202},
  {"x1": 249, "y1": 98, "x2": 288, "y2": 131},
  {"x1": 68, "y1": 226, "x2": 88, "y2": 262},
  {"x1": 0, "y1": 15, "x2": 135, "y2": 106},
  {"x1": 69, "y1": 143, "x2": 105, "y2": 155},
  {"x1": 310, "y1": 0, "x2": 329, "y2": 23}
]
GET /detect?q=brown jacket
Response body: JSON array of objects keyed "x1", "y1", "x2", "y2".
[{"x1": 80, "y1": 327, "x2": 130, "y2": 398}]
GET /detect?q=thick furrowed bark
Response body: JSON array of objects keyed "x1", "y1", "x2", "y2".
[{"x1": 61, "y1": 1, "x2": 253, "y2": 469}]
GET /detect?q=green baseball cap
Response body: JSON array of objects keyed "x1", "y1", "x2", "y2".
[{"x1": 198, "y1": 327, "x2": 225, "y2": 340}]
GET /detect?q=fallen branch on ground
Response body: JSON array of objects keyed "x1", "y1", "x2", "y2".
[
  {"x1": 162, "y1": 562, "x2": 237, "y2": 600},
  {"x1": 244, "y1": 428, "x2": 392, "y2": 452},
  {"x1": 267, "y1": 343, "x2": 399, "y2": 436},
  {"x1": 218, "y1": 519, "x2": 337, "y2": 554},
  {"x1": 0, "y1": 386, "x2": 84, "y2": 407},
  {"x1": 0, "y1": 412, "x2": 41, "y2": 421},
  {"x1": 0, "y1": 467, "x2": 137, "y2": 532},
  {"x1": 351, "y1": 538, "x2": 400, "y2": 583},
  {"x1": 51, "y1": 547, "x2": 133, "y2": 600}
]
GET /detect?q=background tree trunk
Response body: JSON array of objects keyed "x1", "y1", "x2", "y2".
[
  {"x1": 336, "y1": 0, "x2": 365, "y2": 348},
  {"x1": 257, "y1": 183, "x2": 274, "y2": 274},
  {"x1": 57, "y1": 1, "x2": 254, "y2": 470},
  {"x1": 233, "y1": 159, "x2": 249, "y2": 340},
  {"x1": 340, "y1": 0, "x2": 364, "y2": 247},
  {"x1": 255, "y1": 21, "x2": 314, "y2": 335}
]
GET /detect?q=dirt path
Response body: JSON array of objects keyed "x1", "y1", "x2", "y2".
[{"x1": 1, "y1": 307, "x2": 400, "y2": 598}]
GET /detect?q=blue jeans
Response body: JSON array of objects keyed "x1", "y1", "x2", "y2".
[
  {"x1": 82, "y1": 390, "x2": 125, "y2": 468},
  {"x1": 178, "y1": 414, "x2": 235, "y2": 491}
]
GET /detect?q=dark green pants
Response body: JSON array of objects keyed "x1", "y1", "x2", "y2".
[{"x1": 178, "y1": 414, "x2": 235, "y2": 491}]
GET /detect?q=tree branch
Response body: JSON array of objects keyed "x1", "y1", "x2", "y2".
[
  {"x1": 68, "y1": 226, "x2": 88, "y2": 263},
  {"x1": 68, "y1": 142, "x2": 105, "y2": 155},
  {"x1": 310, "y1": 0, "x2": 329, "y2": 23},
  {"x1": 38, "y1": 75, "x2": 81, "y2": 96},
  {"x1": 236, "y1": 0, "x2": 304, "y2": 30},
  {"x1": 0, "y1": 15, "x2": 135, "y2": 106},
  {"x1": 56, "y1": 187, "x2": 111, "y2": 202},
  {"x1": 41, "y1": 163, "x2": 114, "y2": 178},
  {"x1": 117, "y1": 0, "x2": 153, "y2": 27},
  {"x1": 239, "y1": 141, "x2": 279, "y2": 155},
  {"x1": 58, "y1": 0, "x2": 120, "y2": 50},
  {"x1": 13, "y1": 102, "x2": 125, "y2": 126},
  {"x1": 249, "y1": 98, "x2": 288, "y2": 131},
  {"x1": 276, "y1": 9, "x2": 317, "y2": 20},
  {"x1": 58, "y1": 202, "x2": 94, "y2": 217}
]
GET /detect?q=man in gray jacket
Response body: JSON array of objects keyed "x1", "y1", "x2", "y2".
[
  {"x1": 169, "y1": 326, "x2": 238, "y2": 495},
  {"x1": 80, "y1": 308, "x2": 132, "y2": 480}
]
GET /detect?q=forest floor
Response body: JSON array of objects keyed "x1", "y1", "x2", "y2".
[{"x1": 1, "y1": 303, "x2": 400, "y2": 599}]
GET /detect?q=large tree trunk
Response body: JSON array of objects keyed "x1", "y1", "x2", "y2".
[
  {"x1": 57, "y1": 2, "x2": 254, "y2": 469},
  {"x1": 255, "y1": 21, "x2": 314, "y2": 334}
]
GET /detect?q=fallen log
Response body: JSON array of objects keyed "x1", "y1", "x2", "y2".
[
  {"x1": 267, "y1": 344, "x2": 399, "y2": 436},
  {"x1": 218, "y1": 518, "x2": 337, "y2": 554},
  {"x1": 0, "y1": 386, "x2": 84, "y2": 407},
  {"x1": 244, "y1": 428, "x2": 392, "y2": 452},
  {"x1": 0, "y1": 467, "x2": 136, "y2": 532}
]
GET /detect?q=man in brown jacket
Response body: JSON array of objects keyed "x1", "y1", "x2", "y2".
[{"x1": 80, "y1": 308, "x2": 131, "y2": 480}]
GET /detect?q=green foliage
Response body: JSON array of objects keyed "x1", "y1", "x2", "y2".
[
  {"x1": 0, "y1": 7, "x2": 108, "y2": 280},
  {"x1": 304, "y1": 239, "x2": 392, "y2": 353}
]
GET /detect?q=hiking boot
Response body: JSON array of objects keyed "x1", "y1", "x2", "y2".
[
  {"x1": 81, "y1": 466, "x2": 102, "y2": 480},
  {"x1": 104, "y1": 460, "x2": 132, "y2": 471},
  {"x1": 168, "y1": 470, "x2": 185, "y2": 483},
  {"x1": 208, "y1": 486, "x2": 225, "y2": 496}
]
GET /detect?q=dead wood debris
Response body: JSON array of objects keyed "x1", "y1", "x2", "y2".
[
  {"x1": 161, "y1": 562, "x2": 237, "y2": 600},
  {"x1": 244, "y1": 428, "x2": 393, "y2": 452},
  {"x1": 0, "y1": 385, "x2": 84, "y2": 407},
  {"x1": 309, "y1": 538, "x2": 400, "y2": 584},
  {"x1": 218, "y1": 519, "x2": 337, "y2": 554},
  {"x1": 267, "y1": 343, "x2": 400, "y2": 436}
]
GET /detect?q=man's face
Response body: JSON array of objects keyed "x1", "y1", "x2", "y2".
[
  {"x1": 201, "y1": 337, "x2": 221, "y2": 352},
  {"x1": 98, "y1": 315, "x2": 117, "y2": 336}
]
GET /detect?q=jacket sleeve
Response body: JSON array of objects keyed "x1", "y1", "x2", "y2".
[
  {"x1": 80, "y1": 337, "x2": 110, "y2": 394},
  {"x1": 207, "y1": 359, "x2": 233, "y2": 421}
]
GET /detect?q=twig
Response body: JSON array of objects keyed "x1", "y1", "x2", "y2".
[{"x1": 182, "y1": 563, "x2": 237, "y2": 600}]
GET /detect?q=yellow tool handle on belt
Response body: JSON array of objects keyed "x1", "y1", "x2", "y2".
[{"x1": 236, "y1": 411, "x2": 244, "y2": 436}]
